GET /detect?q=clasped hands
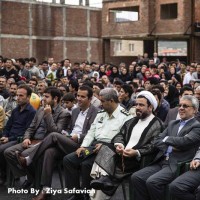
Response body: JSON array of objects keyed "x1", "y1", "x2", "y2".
[{"x1": 116, "y1": 144, "x2": 138, "y2": 157}]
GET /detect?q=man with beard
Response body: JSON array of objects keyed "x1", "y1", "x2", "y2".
[
  {"x1": 90, "y1": 91, "x2": 163, "y2": 199},
  {"x1": 4, "y1": 86, "x2": 71, "y2": 188},
  {"x1": 37, "y1": 80, "x2": 48, "y2": 101},
  {"x1": 131, "y1": 95, "x2": 200, "y2": 200},
  {"x1": 4, "y1": 82, "x2": 18, "y2": 124},
  {"x1": 0, "y1": 84, "x2": 36, "y2": 185}
]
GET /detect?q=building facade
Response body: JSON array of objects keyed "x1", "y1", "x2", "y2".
[
  {"x1": 102, "y1": 0, "x2": 200, "y2": 64},
  {"x1": 0, "y1": 0, "x2": 200, "y2": 64}
]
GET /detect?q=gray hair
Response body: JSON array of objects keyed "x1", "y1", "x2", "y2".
[
  {"x1": 99, "y1": 88, "x2": 118, "y2": 103},
  {"x1": 180, "y1": 95, "x2": 199, "y2": 111}
]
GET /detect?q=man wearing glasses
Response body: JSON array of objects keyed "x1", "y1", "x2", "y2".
[{"x1": 132, "y1": 95, "x2": 200, "y2": 200}]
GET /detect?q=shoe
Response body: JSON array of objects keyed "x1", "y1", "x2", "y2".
[
  {"x1": 21, "y1": 180, "x2": 32, "y2": 189},
  {"x1": 102, "y1": 185, "x2": 118, "y2": 196},
  {"x1": 90, "y1": 176, "x2": 115, "y2": 191},
  {"x1": 32, "y1": 190, "x2": 51, "y2": 200},
  {"x1": 15, "y1": 151, "x2": 27, "y2": 168}
]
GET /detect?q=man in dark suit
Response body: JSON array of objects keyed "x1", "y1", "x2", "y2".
[
  {"x1": 4, "y1": 86, "x2": 71, "y2": 187},
  {"x1": 169, "y1": 147, "x2": 200, "y2": 200},
  {"x1": 22, "y1": 85, "x2": 98, "y2": 200},
  {"x1": 131, "y1": 95, "x2": 200, "y2": 200},
  {"x1": 164, "y1": 86, "x2": 194, "y2": 127}
]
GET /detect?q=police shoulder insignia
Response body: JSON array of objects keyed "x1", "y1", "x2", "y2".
[
  {"x1": 121, "y1": 109, "x2": 130, "y2": 116},
  {"x1": 98, "y1": 109, "x2": 105, "y2": 113}
]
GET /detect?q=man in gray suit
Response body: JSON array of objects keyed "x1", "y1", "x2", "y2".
[
  {"x1": 4, "y1": 86, "x2": 71, "y2": 186},
  {"x1": 21, "y1": 85, "x2": 99, "y2": 200},
  {"x1": 169, "y1": 147, "x2": 200, "y2": 200},
  {"x1": 164, "y1": 86, "x2": 194, "y2": 127},
  {"x1": 131, "y1": 95, "x2": 200, "y2": 200}
]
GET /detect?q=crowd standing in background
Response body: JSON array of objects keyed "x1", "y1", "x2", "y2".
[{"x1": 0, "y1": 53, "x2": 200, "y2": 200}]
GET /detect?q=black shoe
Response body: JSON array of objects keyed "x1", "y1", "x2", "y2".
[
  {"x1": 21, "y1": 180, "x2": 32, "y2": 189},
  {"x1": 90, "y1": 176, "x2": 115, "y2": 191}
]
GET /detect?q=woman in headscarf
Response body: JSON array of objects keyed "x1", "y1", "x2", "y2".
[{"x1": 164, "y1": 85, "x2": 179, "y2": 108}]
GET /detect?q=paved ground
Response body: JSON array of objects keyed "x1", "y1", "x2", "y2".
[{"x1": 0, "y1": 171, "x2": 128, "y2": 200}]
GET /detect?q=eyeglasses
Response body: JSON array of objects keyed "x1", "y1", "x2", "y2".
[{"x1": 177, "y1": 104, "x2": 193, "y2": 109}]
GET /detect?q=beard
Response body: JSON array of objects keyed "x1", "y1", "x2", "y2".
[{"x1": 136, "y1": 110, "x2": 150, "y2": 119}]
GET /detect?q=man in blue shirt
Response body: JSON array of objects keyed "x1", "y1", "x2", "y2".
[{"x1": 0, "y1": 84, "x2": 36, "y2": 185}]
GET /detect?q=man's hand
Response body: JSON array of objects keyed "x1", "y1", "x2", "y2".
[
  {"x1": 44, "y1": 105, "x2": 52, "y2": 115},
  {"x1": 22, "y1": 139, "x2": 31, "y2": 148},
  {"x1": 76, "y1": 147, "x2": 86, "y2": 157},
  {"x1": 71, "y1": 134, "x2": 78, "y2": 143},
  {"x1": 123, "y1": 149, "x2": 138, "y2": 157},
  {"x1": 0, "y1": 137, "x2": 9, "y2": 144},
  {"x1": 190, "y1": 160, "x2": 200, "y2": 170},
  {"x1": 93, "y1": 143, "x2": 102, "y2": 154},
  {"x1": 116, "y1": 144, "x2": 124, "y2": 155}
]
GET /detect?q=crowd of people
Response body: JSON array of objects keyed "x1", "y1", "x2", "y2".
[{"x1": 0, "y1": 53, "x2": 200, "y2": 200}]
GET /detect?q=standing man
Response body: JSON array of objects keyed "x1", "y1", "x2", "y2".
[
  {"x1": 0, "y1": 84, "x2": 36, "y2": 185},
  {"x1": 131, "y1": 95, "x2": 200, "y2": 200},
  {"x1": 63, "y1": 88, "x2": 132, "y2": 200},
  {"x1": 4, "y1": 87, "x2": 71, "y2": 187}
]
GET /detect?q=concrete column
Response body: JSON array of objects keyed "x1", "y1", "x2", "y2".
[
  {"x1": 87, "y1": 9, "x2": 91, "y2": 63},
  {"x1": 63, "y1": 7, "x2": 67, "y2": 58},
  {"x1": 0, "y1": 1, "x2": 2, "y2": 55},
  {"x1": 29, "y1": 3, "x2": 33, "y2": 57}
]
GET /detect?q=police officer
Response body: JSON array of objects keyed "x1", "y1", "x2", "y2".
[{"x1": 63, "y1": 88, "x2": 132, "y2": 200}]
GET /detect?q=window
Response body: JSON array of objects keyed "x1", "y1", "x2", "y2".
[
  {"x1": 110, "y1": 6, "x2": 139, "y2": 23},
  {"x1": 112, "y1": 40, "x2": 143, "y2": 56},
  {"x1": 115, "y1": 42, "x2": 122, "y2": 52},
  {"x1": 158, "y1": 41, "x2": 187, "y2": 56},
  {"x1": 160, "y1": 3, "x2": 178, "y2": 19},
  {"x1": 129, "y1": 44, "x2": 134, "y2": 52}
]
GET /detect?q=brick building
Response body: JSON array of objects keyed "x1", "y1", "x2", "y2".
[
  {"x1": 0, "y1": 0, "x2": 200, "y2": 65},
  {"x1": 102, "y1": 0, "x2": 200, "y2": 64},
  {"x1": 0, "y1": 0, "x2": 102, "y2": 64}
]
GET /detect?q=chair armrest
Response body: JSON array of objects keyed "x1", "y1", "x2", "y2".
[{"x1": 175, "y1": 160, "x2": 192, "y2": 177}]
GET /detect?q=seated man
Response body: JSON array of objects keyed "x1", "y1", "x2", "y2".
[
  {"x1": 131, "y1": 95, "x2": 200, "y2": 200},
  {"x1": 90, "y1": 91, "x2": 163, "y2": 199},
  {"x1": 169, "y1": 147, "x2": 200, "y2": 200},
  {"x1": 0, "y1": 84, "x2": 36, "y2": 185},
  {"x1": 19, "y1": 86, "x2": 99, "y2": 200},
  {"x1": 164, "y1": 86, "x2": 194, "y2": 127},
  {"x1": 4, "y1": 86, "x2": 71, "y2": 187},
  {"x1": 63, "y1": 88, "x2": 132, "y2": 200}
]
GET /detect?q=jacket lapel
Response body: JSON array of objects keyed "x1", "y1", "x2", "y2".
[
  {"x1": 82, "y1": 106, "x2": 93, "y2": 134},
  {"x1": 171, "y1": 120, "x2": 180, "y2": 136},
  {"x1": 178, "y1": 118, "x2": 196, "y2": 136}
]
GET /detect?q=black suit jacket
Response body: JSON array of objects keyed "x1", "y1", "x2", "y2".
[
  {"x1": 153, "y1": 118, "x2": 200, "y2": 172},
  {"x1": 67, "y1": 104, "x2": 99, "y2": 143}
]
